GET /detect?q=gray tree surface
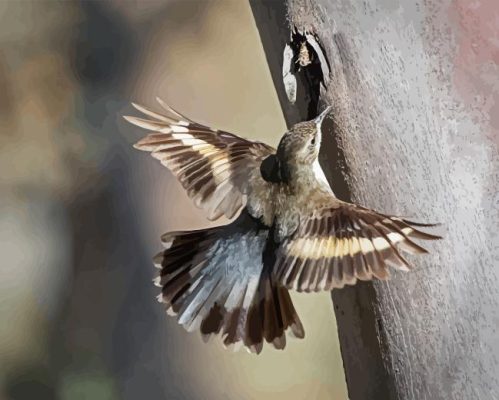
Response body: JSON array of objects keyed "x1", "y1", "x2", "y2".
[{"x1": 251, "y1": 1, "x2": 499, "y2": 399}]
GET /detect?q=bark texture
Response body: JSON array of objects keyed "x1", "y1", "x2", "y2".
[{"x1": 252, "y1": 1, "x2": 499, "y2": 399}]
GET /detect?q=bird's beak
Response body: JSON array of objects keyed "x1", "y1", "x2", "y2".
[{"x1": 314, "y1": 106, "x2": 332, "y2": 126}]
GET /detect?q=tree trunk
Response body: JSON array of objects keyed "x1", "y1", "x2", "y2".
[{"x1": 250, "y1": 1, "x2": 499, "y2": 399}]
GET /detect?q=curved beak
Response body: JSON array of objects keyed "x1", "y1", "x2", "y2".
[{"x1": 314, "y1": 106, "x2": 332, "y2": 126}]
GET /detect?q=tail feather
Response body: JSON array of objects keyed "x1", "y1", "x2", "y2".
[{"x1": 154, "y1": 212, "x2": 304, "y2": 353}]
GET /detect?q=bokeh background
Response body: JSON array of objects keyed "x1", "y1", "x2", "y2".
[{"x1": 0, "y1": 1, "x2": 348, "y2": 399}]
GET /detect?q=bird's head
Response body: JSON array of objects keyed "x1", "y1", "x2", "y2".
[
  {"x1": 260, "y1": 107, "x2": 331, "y2": 184},
  {"x1": 278, "y1": 106, "x2": 331, "y2": 165}
]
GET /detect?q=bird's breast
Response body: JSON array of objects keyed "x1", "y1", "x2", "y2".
[{"x1": 246, "y1": 165, "x2": 331, "y2": 240}]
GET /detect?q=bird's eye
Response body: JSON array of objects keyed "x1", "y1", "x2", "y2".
[{"x1": 310, "y1": 137, "x2": 316, "y2": 145}]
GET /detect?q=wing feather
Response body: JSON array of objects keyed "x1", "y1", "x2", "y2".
[
  {"x1": 275, "y1": 202, "x2": 441, "y2": 292},
  {"x1": 125, "y1": 99, "x2": 275, "y2": 220}
]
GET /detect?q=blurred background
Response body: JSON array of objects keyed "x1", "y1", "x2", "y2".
[{"x1": 0, "y1": 1, "x2": 348, "y2": 399}]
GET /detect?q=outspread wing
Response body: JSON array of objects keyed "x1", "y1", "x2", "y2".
[
  {"x1": 125, "y1": 98, "x2": 275, "y2": 220},
  {"x1": 274, "y1": 201, "x2": 441, "y2": 292}
]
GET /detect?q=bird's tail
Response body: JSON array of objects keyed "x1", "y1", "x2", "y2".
[{"x1": 154, "y1": 212, "x2": 304, "y2": 353}]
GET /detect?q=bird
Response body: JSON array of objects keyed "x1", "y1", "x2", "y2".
[{"x1": 124, "y1": 98, "x2": 441, "y2": 354}]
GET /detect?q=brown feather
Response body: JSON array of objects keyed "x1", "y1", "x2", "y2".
[
  {"x1": 276, "y1": 202, "x2": 441, "y2": 291},
  {"x1": 126, "y1": 99, "x2": 275, "y2": 220}
]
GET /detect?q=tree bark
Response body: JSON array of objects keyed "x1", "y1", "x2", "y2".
[{"x1": 251, "y1": 1, "x2": 499, "y2": 399}]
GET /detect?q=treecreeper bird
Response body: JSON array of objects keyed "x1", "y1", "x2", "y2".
[{"x1": 125, "y1": 99, "x2": 440, "y2": 354}]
